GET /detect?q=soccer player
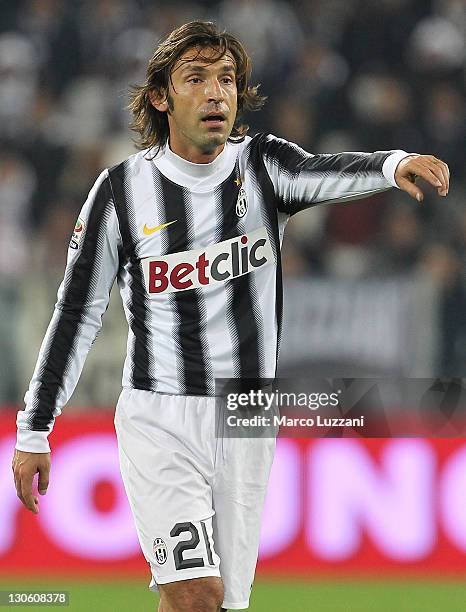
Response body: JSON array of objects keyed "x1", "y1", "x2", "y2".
[{"x1": 12, "y1": 21, "x2": 449, "y2": 612}]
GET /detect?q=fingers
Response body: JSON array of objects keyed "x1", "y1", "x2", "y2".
[
  {"x1": 404, "y1": 155, "x2": 450, "y2": 197},
  {"x1": 38, "y1": 464, "x2": 50, "y2": 495},
  {"x1": 433, "y1": 158, "x2": 450, "y2": 196},
  {"x1": 13, "y1": 462, "x2": 23, "y2": 504},
  {"x1": 396, "y1": 176, "x2": 424, "y2": 202},
  {"x1": 422, "y1": 156, "x2": 450, "y2": 196},
  {"x1": 411, "y1": 163, "x2": 443, "y2": 191},
  {"x1": 12, "y1": 453, "x2": 25, "y2": 505},
  {"x1": 20, "y1": 471, "x2": 39, "y2": 514}
]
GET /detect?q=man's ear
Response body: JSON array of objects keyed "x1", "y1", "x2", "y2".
[{"x1": 148, "y1": 89, "x2": 169, "y2": 112}]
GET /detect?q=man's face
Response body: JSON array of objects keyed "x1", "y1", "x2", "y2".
[{"x1": 152, "y1": 47, "x2": 238, "y2": 160}]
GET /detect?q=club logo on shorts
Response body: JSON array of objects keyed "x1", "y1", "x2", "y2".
[
  {"x1": 153, "y1": 537, "x2": 168, "y2": 565},
  {"x1": 236, "y1": 187, "x2": 248, "y2": 217}
]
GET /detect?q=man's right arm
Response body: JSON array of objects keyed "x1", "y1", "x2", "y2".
[{"x1": 13, "y1": 170, "x2": 122, "y2": 508}]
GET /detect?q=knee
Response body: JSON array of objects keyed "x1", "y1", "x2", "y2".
[{"x1": 159, "y1": 577, "x2": 224, "y2": 612}]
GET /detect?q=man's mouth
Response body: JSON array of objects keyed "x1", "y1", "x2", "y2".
[{"x1": 201, "y1": 113, "x2": 226, "y2": 126}]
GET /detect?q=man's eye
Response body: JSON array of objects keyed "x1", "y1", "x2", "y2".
[
  {"x1": 222, "y1": 77, "x2": 234, "y2": 84},
  {"x1": 188, "y1": 77, "x2": 201, "y2": 84}
]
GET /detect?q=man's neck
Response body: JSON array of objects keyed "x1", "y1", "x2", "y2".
[{"x1": 168, "y1": 139, "x2": 225, "y2": 164}]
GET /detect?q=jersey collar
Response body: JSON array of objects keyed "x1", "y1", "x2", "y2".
[{"x1": 163, "y1": 142, "x2": 230, "y2": 179}]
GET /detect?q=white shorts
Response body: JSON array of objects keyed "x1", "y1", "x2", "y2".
[{"x1": 114, "y1": 388, "x2": 277, "y2": 610}]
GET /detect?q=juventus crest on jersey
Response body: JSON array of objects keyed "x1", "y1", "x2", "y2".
[{"x1": 17, "y1": 132, "x2": 409, "y2": 451}]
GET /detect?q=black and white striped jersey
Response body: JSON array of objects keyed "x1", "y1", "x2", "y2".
[{"x1": 16, "y1": 133, "x2": 409, "y2": 452}]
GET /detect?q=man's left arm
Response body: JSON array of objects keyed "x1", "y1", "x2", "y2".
[{"x1": 260, "y1": 134, "x2": 449, "y2": 215}]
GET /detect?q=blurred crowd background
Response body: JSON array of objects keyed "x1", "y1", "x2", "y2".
[{"x1": 0, "y1": 0, "x2": 465, "y2": 406}]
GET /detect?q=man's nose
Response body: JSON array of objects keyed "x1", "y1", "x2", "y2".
[{"x1": 205, "y1": 77, "x2": 224, "y2": 101}]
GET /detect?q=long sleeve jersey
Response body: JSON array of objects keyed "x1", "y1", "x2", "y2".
[{"x1": 16, "y1": 133, "x2": 410, "y2": 452}]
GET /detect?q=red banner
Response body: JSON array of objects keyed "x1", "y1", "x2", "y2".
[{"x1": 2, "y1": 411, "x2": 466, "y2": 577}]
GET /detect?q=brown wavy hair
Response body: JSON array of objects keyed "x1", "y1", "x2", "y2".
[{"x1": 128, "y1": 21, "x2": 266, "y2": 153}]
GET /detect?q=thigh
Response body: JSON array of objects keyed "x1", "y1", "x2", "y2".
[
  {"x1": 114, "y1": 389, "x2": 221, "y2": 586},
  {"x1": 213, "y1": 434, "x2": 277, "y2": 610}
]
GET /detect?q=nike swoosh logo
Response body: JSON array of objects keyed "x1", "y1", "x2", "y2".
[{"x1": 143, "y1": 220, "x2": 177, "y2": 235}]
